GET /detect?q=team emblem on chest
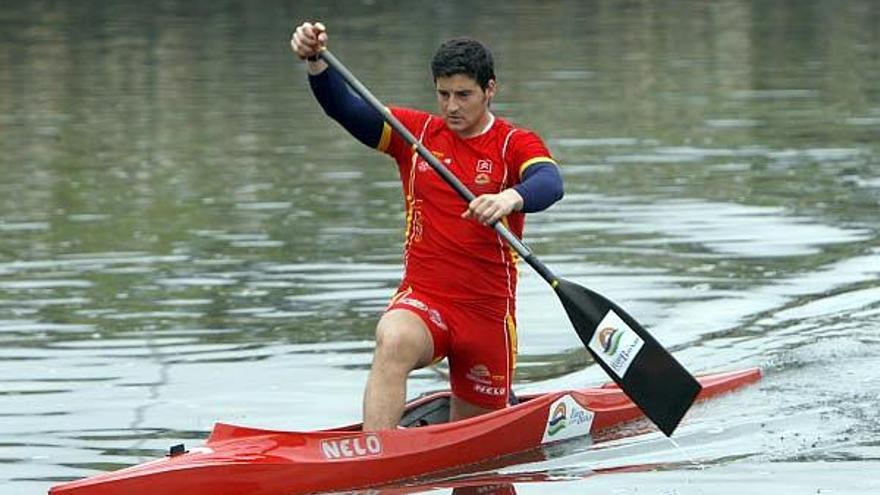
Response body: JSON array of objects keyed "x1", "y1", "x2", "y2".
[{"x1": 475, "y1": 159, "x2": 493, "y2": 185}]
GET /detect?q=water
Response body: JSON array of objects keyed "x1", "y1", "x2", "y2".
[{"x1": 1, "y1": 0, "x2": 879, "y2": 493}]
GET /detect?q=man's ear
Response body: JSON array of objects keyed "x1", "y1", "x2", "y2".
[{"x1": 485, "y1": 79, "x2": 497, "y2": 100}]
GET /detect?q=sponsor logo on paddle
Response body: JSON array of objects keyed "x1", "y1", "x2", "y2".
[
  {"x1": 320, "y1": 434, "x2": 383, "y2": 460},
  {"x1": 541, "y1": 394, "x2": 594, "y2": 444},
  {"x1": 588, "y1": 310, "x2": 645, "y2": 379}
]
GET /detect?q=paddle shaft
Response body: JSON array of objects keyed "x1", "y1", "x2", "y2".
[{"x1": 318, "y1": 49, "x2": 559, "y2": 286}]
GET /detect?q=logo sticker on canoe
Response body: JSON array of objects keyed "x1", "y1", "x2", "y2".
[
  {"x1": 542, "y1": 394, "x2": 594, "y2": 444},
  {"x1": 588, "y1": 310, "x2": 645, "y2": 379},
  {"x1": 320, "y1": 434, "x2": 383, "y2": 460}
]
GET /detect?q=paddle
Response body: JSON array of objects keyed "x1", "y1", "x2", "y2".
[{"x1": 317, "y1": 49, "x2": 702, "y2": 436}]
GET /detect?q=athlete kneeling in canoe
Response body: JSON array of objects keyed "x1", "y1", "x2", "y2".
[{"x1": 291, "y1": 22, "x2": 563, "y2": 430}]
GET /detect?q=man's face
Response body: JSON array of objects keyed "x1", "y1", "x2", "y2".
[{"x1": 435, "y1": 74, "x2": 496, "y2": 138}]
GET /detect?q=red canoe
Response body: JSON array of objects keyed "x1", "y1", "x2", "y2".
[{"x1": 49, "y1": 368, "x2": 761, "y2": 495}]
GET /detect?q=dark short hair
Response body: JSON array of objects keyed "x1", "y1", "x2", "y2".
[{"x1": 431, "y1": 38, "x2": 496, "y2": 90}]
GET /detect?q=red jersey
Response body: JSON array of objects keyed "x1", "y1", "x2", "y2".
[{"x1": 378, "y1": 107, "x2": 556, "y2": 303}]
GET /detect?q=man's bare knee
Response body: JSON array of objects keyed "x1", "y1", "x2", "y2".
[{"x1": 374, "y1": 311, "x2": 433, "y2": 369}]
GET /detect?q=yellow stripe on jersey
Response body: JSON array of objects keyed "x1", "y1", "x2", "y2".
[
  {"x1": 519, "y1": 156, "x2": 557, "y2": 177},
  {"x1": 402, "y1": 156, "x2": 419, "y2": 250},
  {"x1": 506, "y1": 314, "x2": 518, "y2": 370},
  {"x1": 377, "y1": 122, "x2": 392, "y2": 152}
]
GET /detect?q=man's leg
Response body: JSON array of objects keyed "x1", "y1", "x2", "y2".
[
  {"x1": 445, "y1": 301, "x2": 514, "y2": 422},
  {"x1": 449, "y1": 394, "x2": 497, "y2": 422},
  {"x1": 363, "y1": 309, "x2": 434, "y2": 430}
]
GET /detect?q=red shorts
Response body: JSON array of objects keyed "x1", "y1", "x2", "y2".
[{"x1": 386, "y1": 286, "x2": 517, "y2": 409}]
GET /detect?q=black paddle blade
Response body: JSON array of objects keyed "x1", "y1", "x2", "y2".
[{"x1": 555, "y1": 279, "x2": 701, "y2": 436}]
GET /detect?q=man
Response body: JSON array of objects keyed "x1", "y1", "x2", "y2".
[{"x1": 291, "y1": 22, "x2": 563, "y2": 431}]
